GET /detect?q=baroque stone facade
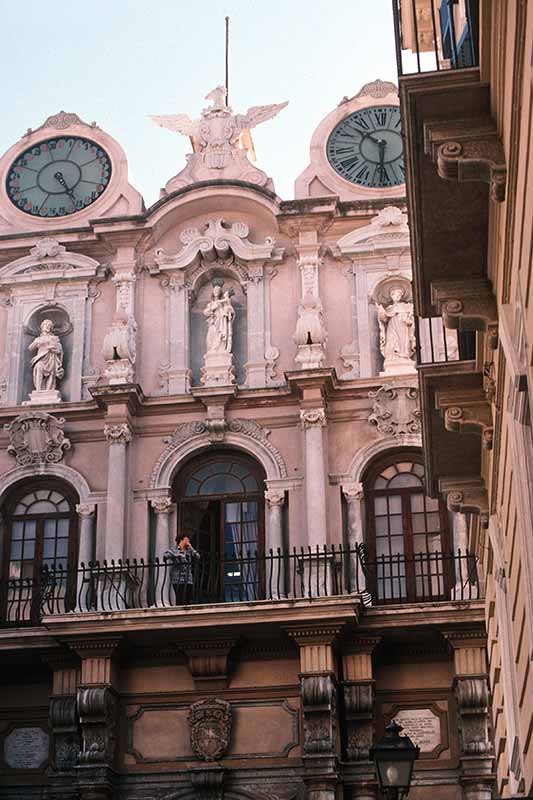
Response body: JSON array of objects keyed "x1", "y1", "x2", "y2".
[{"x1": 0, "y1": 79, "x2": 485, "y2": 800}]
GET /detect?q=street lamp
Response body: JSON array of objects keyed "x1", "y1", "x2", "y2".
[{"x1": 370, "y1": 721, "x2": 420, "y2": 800}]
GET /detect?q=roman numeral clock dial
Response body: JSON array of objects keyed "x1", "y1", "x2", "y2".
[{"x1": 326, "y1": 105, "x2": 404, "y2": 188}]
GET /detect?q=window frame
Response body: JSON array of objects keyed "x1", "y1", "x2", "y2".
[
  {"x1": 2, "y1": 479, "x2": 79, "y2": 625},
  {"x1": 364, "y1": 453, "x2": 451, "y2": 603}
]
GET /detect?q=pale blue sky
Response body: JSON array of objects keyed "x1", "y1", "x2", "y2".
[{"x1": 0, "y1": 0, "x2": 398, "y2": 205}]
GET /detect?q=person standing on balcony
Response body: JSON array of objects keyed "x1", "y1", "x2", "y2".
[{"x1": 164, "y1": 536, "x2": 200, "y2": 605}]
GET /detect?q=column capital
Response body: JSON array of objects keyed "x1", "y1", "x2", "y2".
[
  {"x1": 300, "y1": 407, "x2": 327, "y2": 429},
  {"x1": 265, "y1": 488, "x2": 285, "y2": 507},
  {"x1": 76, "y1": 503, "x2": 96, "y2": 518},
  {"x1": 103, "y1": 422, "x2": 133, "y2": 445},
  {"x1": 342, "y1": 481, "x2": 364, "y2": 502},
  {"x1": 150, "y1": 497, "x2": 174, "y2": 514}
]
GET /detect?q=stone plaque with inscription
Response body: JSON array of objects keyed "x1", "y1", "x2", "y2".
[
  {"x1": 393, "y1": 708, "x2": 441, "y2": 753},
  {"x1": 4, "y1": 726, "x2": 49, "y2": 769}
]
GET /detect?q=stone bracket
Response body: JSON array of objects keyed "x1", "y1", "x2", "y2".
[
  {"x1": 424, "y1": 116, "x2": 507, "y2": 202},
  {"x1": 431, "y1": 279, "x2": 498, "y2": 336},
  {"x1": 439, "y1": 476, "x2": 489, "y2": 524},
  {"x1": 181, "y1": 638, "x2": 239, "y2": 689},
  {"x1": 436, "y1": 388, "x2": 493, "y2": 449},
  {"x1": 189, "y1": 765, "x2": 226, "y2": 800}
]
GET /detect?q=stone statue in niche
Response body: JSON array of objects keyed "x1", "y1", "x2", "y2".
[
  {"x1": 204, "y1": 285, "x2": 235, "y2": 355},
  {"x1": 26, "y1": 319, "x2": 64, "y2": 404},
  {"x1": 201, "y1": 282, "x2": 236, "y2": 387},
  {"x1": 375, "y1": 287, "x2": 416, "y2": 375}
]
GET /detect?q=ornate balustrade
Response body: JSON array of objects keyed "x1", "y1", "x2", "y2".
[{"x1": 1, "y1": 547, "x2": 482, "y2": 626}]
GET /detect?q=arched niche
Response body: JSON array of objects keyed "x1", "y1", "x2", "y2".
[
  {"x1": 190, "y1": 271, "x2": 247, "y2": 387},
  {"x1": 21, "y1": 305, "x2": 73, "y2": 403}
]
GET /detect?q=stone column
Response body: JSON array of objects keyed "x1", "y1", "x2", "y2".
[
  {"x1": 75, "y1": 503, "x2": 96, "y2": 612},
  {"x1": 76, "y1": 503, "x2": 96, "y2": 566},
  {"x1": 71, "y1": 637, "x2": 121, "y2": 800},
  {"x1": 265, "y1": 488, "x2": 285, "y2": 599},
  {"x1": 103, "y1": 423, "x2": 132, "y2": 562},
  {"x1": 342, "y1": 482, "x2": 366, "y2": 593},
  {"x1": 287, "y1": 624, "x2": 342, "y2": 800},
  {"x1": 151, "y1": 497, "x2": 174, "y2": 606},
  {"x1": 444, "y1": 631, "x2": 495, "y2": 800},
  {"x1": 301, "y1": 408, "x2": 328, "y2": 547}
]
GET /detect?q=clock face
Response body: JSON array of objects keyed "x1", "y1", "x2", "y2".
[
  {"x1": 326, "y1": 105, "x2": 404, "y2": 188},
  {"x1": 6, "y1": 137, "x2": 112, "y2": 218}
]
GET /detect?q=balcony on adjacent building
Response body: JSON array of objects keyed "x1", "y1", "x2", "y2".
[
  {"x1": 393, "y1": 0, "x2": 499, "y2": 507},
  {"x1": 1, "y1": 546, "x2": 482, "y2": 629}
]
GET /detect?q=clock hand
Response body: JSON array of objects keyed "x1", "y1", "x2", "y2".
[{"x1": 54, "y1": 171, "x2": 76, "y2": 205}]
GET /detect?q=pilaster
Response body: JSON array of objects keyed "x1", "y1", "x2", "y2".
[
  {"x1": 286, "y1": 624, "x2": 343, "y2": 800},
  {"x1": 444, "y1": 630, "x2": 495, "y2": 800},
  {"x1": 43, "y1": 650, "x2": 81, "y2": 774},
  {"x1": 342, "y1": 636, "x2": 381, "y2": 763}
]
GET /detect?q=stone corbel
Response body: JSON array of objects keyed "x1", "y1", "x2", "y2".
[
  {"x1": 342, "y1": 636, "x2": 381, "y2": 762},
  {"x1": 424, "y1": 116, "x2": 507, "y2": 202},
  {"x1": 436, "y1": 388, "x2": 493, "y2": 449},
  {"x1": 42, "y1": 650, "x2": 81, "y2": 773},
  {"x1": 192, "y1": 386, "x2": 237, "y2": 442},
  {"x1": 189, "y1": 765, "x2": 226, "y2": 800},
  {"x1": 431, "y1": 279, "x2": 498, "y2": 341},
  {"x1": 439, "y1": 476, "x2": 489, "y2": 526},
  {"x1": 181, "y1": 639, "x2": 239, "y2": 689}
]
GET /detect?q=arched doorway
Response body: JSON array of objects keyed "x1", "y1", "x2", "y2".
[
  {"x1": 173, "y1": 451, "x2": 265, "y2": 602},
  {"x1": 1, "y1": 478, "x2": 79, "y2": 624}
]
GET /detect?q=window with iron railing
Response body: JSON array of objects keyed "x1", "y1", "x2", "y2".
[{"x1": 392, "y1": 0, "x2": 479, "y2": 76}]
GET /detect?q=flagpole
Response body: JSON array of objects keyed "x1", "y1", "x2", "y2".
[{"x1": 225, "y1": 16, "x2": 230, "y2": 106}]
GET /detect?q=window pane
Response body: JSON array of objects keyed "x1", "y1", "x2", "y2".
[
  {"x1": 23, "y1": 539, "x2": 35, "y2": 559},
  {"x1": 242, "y1": 501, "x2": 258, "y2": 521},
  {"x1": 374, "y1": 497, "x2": 388, "y2": 515},
  {"x1": 230, "y1": 463, "x2": 249, "y2": 478},
  {"x1": 425, "y1": 495, "x2": 440, "y2": 511},
  {"x1": 243, "y1": 475, "x2": 258, "y2": 492},
  {"x1": 410, "y1": 494, "x2": 425, "y2": 513},
  {"x1": 43, "y1": 539, "x2": 56, "y2": 559},
  {"x1": 412, "y1": 463, "x2": 425, "y2": 477},
  {"x1": 185, "y1": 478, "x2": 201, "y2": 496},
  {"x1": 374, "y1": 477, "x2": 387, "y2": 489},
  {"x1": 382, "y1": 466, "x2": 397, "y2": 480},
  {"x1": 200, "y1": 474, "x2": 243, "y2": 495},
  {"x1": 11, "y1": 521, "x2": 24, "y2": 540},
  {"x1": 10, "y1": 541, "x2": 23, "y2": 560},
  {"x1": 44, "y1": 519, "x2": 58, "y2": 538},
  {"x1": 388, "y1": 474, "x2": 422, "y2": 488},
  {"x1": 396, "y1": 462, "x2": 413, "y2": 473},
  {"x1": 375, "y1": 516, "x2": 389, "y2": 535},
  {"x1": 412, "y1": 513, "x2": 427, "y2": 533},
  {"x1": 427, "y1": 512, "x2": 441, "y2": 531},
  {"x1": 388, "y1": 495, "x2": 402, "y2": 514},
  {"x1": 26, "y1": 499, "x2": 58, "y2": 513},
  {"x1": 389, "y1": 515, "x2": 403, "y2": 535},
  {"x1": 225, "y1": 502, "x2": 240, "y2": 523}
]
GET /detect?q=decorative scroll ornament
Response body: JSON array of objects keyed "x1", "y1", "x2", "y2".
[
  {"x1": 103, "y1": 423, "x2": 133, "y2": 445},
  {"x1": 25, "y1": 110, "x2": 97, "y2": 136},
  {"x1": 5, "y1": 412, "x2": 71, "y2": 466},
  {"x1": 355, "y1": 79, "x2": 397, "y2": 99},
  {"x1": 368, "y1": 385, "x2": 421, "y2": 436},
  {"x1": 300, "y1": 408, "x2": 327, "y2": 429},
  {"x1": 188, "y1": 698, "x2": 232, "y2": 761},
  {"x1": 30, "y1": 238, "x2": 66, "y2": 259},
  {"x1": 155, "y1": 218, "x2": 281, "y2": 271},
  {"x1": 150, "y1": 86, "x2": 288, "y2": 192}
]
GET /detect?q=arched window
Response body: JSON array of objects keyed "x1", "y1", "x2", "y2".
[
  {"x1": 2, "y1": 481, "x2": 79, "y2": 624},
  {"x1": 365, "y1": 455, "x2": 451, "y2": 603},
  {"x1": 173, "y1": 452, "x2": 265, "y2": 602}
]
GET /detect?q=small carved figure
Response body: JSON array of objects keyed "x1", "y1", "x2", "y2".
[
  {"x1": 376, "y1": 287, "x2": 415, "y2": 364},
  {"x1": 294, "y1": 291, "x2": 326, "y2": 347},
  {"x1": 29, "y1": 319, "x2": 64, "y2": 392},
  {"x1": 164, "y1": 536, "x2": 200, "y2": 604},
  {"x1": 204, "y1": 285, "x2": 235, "y2": 355}
]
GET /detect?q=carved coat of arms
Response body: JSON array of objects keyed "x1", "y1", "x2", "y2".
[
  {"x1": 368, "y1": 384, "x2": 421, "y2": 436},
  {"x1": 188, "y1": 698, "x2": 232, "y2": 761}
]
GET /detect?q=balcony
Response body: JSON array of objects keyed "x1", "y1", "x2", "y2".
[
  {"x1": 2, "y1": 547, "x2": 482, "y2": 628},
  {"x1": 392, "y1": 0, "x2": 479, "y2": 76}
]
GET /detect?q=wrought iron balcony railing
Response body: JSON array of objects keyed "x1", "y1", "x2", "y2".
[
  {"x1": 415, "y1": 316, "x2": 476, "y2": 366},
  {"x1": 2, "y1": 547, "x2": 482, "y2": 627},
  {"x1": 392, "y1": 0, "x2": 479, "y2": 76}
]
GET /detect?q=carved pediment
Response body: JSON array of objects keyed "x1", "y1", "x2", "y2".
[
  {"x1": 0, "y1": 238, "x2": 105, "y2": 286},
  {"x1": 153, "y1": 218, "x2": 284, "y2": 274},
  {"x1": 334, "y1": 206, "x2": 410, "y2": 256}
]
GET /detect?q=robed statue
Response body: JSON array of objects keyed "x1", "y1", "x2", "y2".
[
  {"x1": 376, "y1": 287, "x2": 415, "y2": 365},
  {"x1": 29, "y1": 319, "x2": 64, "y2": 392},
  {"x1": 204, "y1": 285, "x2": 235, "y2": 355}
]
